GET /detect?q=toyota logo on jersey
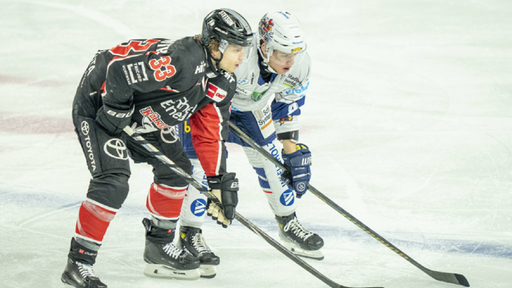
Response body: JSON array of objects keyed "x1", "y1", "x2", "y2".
[{"x1": 206, "y1": 83, "x2": 227, "y2": 102}]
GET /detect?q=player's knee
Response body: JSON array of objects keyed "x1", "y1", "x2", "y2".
[
  {"x1": 87, "y1": 173, "x2": 130, "y2": 209},
  {"x1": 152, "y1": 154, "x2": 192, "y2": 187}
]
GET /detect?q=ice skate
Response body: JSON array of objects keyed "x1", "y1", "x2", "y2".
[
  {"x1": 142, "y1": 218, "x2": 200, "y2": 280},
  {"x1": 61, "y1": 258, "x2": 107, "y2": 288},
  {"x1": 276, "y1": 212, "x2": 324, "y2": 260},
  {"x1": 180, "y1": 226, "x2": 220, "y2": 278}
]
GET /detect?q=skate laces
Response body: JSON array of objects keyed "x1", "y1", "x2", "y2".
[
  {"x1": 76, "y1": 262, "x2": 98, "y2": 279},
  {"x1": 162, "y1": 243, "x2": 184, "y2": 259},
  {"x1": 283, "y1": 217, "x2": 314, "y2": 240},
  {"x1": 191, "y1": 232, "x2": 210, "y2": 254}
]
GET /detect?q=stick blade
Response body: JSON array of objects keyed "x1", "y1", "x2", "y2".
[
  {"x1": 429, "y1": 270, "x2": 470, "y2": 287},
  {"x1": 455, "y1": 273, "x2": 470, "y2": 287},
  {"x1": 339, "y1": 286, "x2": 384, "y2": 288}
]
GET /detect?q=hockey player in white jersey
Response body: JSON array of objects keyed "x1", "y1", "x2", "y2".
[
  {"x1": 228, "y1": 10, "x2": 323, "y2": 259},
  {"x1": 178, "y1": 11, "x2": 323, "y2": 274}
]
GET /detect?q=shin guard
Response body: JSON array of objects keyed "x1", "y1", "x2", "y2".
[
  {"x1": 147, "y1": 183, "x2": 187, "y2": 220},
  {"x1": 75, "y1": 199, "x2": 117, "y2": 243}
]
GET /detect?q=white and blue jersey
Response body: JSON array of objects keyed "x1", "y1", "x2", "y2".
[{"x1": 229, "y1": 37, "x2": 311, "y2": 146}]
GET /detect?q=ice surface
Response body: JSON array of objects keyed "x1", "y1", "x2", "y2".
[{"x1": 1, "y1": 0, "x2": 511, "y2": 287}]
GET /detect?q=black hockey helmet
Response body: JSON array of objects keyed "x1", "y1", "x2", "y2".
[{"x1": 201, "y1": 8, "x2": 254, "y2": 51}]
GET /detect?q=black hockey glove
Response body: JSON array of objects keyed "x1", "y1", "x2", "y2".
[
  {"x1": 95, "y1": 104, "x2": 134, "y2": 135},
  {"x1": 206, "y1": 173, "x2": 239, "y2": 228},
  {"x1": 281, "y1": 143, "x2": 312, "y2": 198}
]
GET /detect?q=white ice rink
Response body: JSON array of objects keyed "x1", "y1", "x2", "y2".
[{"x1": 1, "y1": 0, "x2": 511, "y2": 287}]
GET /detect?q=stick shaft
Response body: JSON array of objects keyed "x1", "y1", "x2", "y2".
[{"x1": 228, "y1": 122, "x2": 469, "y2": 287}]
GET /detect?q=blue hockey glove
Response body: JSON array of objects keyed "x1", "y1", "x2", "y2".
[{"x1": 281, "y1": 144, "x2": 312, "y2": 198}]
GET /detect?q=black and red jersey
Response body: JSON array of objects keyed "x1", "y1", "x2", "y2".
[{"x1": 74, "y1": 37, "x2": 236, "y2": 176}]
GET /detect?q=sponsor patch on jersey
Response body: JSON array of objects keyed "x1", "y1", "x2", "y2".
[
  {"x1": 160, "y1": 126, "x2": 179, "y2": 144},
  {"x1": 160, "y1": 97, "x2": 197, "y2": 122},
  {"x1": 206, "y1": 83, "x2": 228, "y2": 102},
  {"x1": 139, "y1": 106, "x2": 169, "y2": 129},
  {"x1": 284, "y1": 81, "x2": 309, "y2": 97},
  {"x1": 223, "y1": 72, "x2": 235, "y2": 83},
  {"x1": 283, "y1": 75, "x2": 301, "y2": 87},
  {"x1": 195, "y1": 61, "x2": 206, "y2": 74},
  {"x1": 82, "y1": 122, "x2": 97, "y2": 172},
  {"x1": 252, "y1": 91, "x2": 265, "y2": 101},
  {"x1": 122, "y1": 61, "x2": 149, "y2": 85},
  {"x1": 103, "y1": 138, "x2": 129, "y2": 160}
]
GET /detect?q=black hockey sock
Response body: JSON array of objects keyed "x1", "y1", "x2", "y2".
[
  {"x1": 68, "y1": 237, "x2": 100, "y2": 265},
  {"x1": 143, "y1": 218, "x2": 176, "y2": 244}
]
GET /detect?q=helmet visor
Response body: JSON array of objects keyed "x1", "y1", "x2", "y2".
[
  {"x1": 269, "y1": 45, "x2": 306, "y2": 65},
  {"x1": 243, "y1": 44, "x2": 254, "y2": 63}
]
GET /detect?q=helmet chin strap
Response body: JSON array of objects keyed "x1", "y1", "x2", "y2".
[
  {"x1": 208, "y1": 39, "x2": 230, "y2": 75},
  {"x1": 212, "y1": 39, "x2": 230, "y2": 71},
  {"x1": 258, "y1": 46, "x2": 278, "y2": 74},
  {"x1": 213, "y1": 52, "x2": 224, "y2": 71},
  {"x1": 204, "y1": 48, "x2": 224, "y2": 77}
]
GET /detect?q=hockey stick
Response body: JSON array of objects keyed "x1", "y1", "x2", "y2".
[
  {"x1": 123, "y1": 126, "x2": 381, "y2": 288},
  {"x1": 228, "y1": 122, "x2": 470, "y2": 287}
]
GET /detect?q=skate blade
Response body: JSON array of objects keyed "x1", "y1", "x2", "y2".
[
  {"x1": 280, "y1": 239, "x2": 324, "y2": 260},
  {"x1": 199, "y1": 264, "x2": 217, "y2": 278},
  {"x1": 62, "y1": 276, "x2": 79, "y2": 288},
  {"x1": 289, "y1": 246, "x2": 324, "y2": 260},
  {"x1": 143, "y1": 264, "x2": 200, "y2": 280},
  {"x1": 62, "y1": 281, "x2": 83, "y2": 288}
]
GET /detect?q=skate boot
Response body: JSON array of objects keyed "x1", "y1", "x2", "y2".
[
  {"x1": 180, "y1": 226, "x2": 220, "y2": 278},
  {"x1": 61, "y1": 238, "x2": 107, "y2": 288},
  {"x1": 62, "y1": 258, "x2": 107, "y2": 288},
  {"x1": 142, "y1": 218, "x2": 200, "y2": 280},
  {"x1": 276, "y1": 212, "x2": 324, "y2": 260}
]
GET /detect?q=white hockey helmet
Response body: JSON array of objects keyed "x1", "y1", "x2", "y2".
[{"x1": 258, "y1": 11, "x2": 307, "y2": 62}]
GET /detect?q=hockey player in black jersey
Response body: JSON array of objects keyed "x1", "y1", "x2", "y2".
[{"x1": 61, "y1": 9, "x2": 253, "y2": 288}]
